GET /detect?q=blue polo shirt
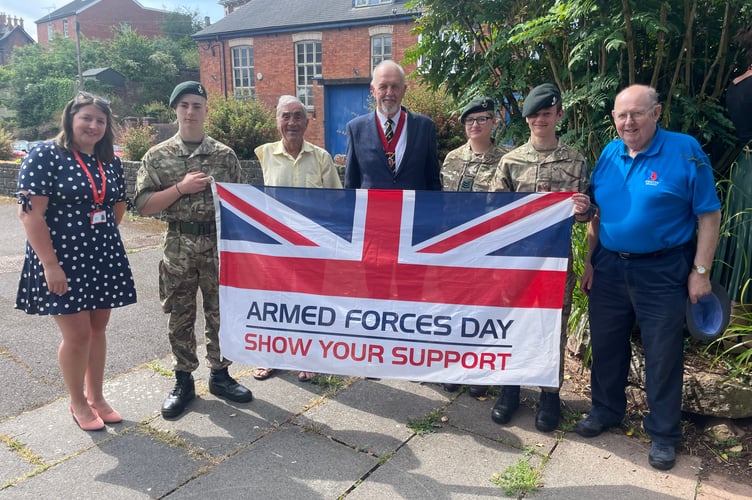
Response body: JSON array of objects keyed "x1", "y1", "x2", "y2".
[{"x1": 591, "y1": 126, "x2": 720, "y2": 254}]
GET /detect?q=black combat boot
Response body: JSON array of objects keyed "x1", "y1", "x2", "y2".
[
  {"x1": 491, "y1": 385, "x2": 520, "y2": 424},
  {"x1": 209, "y1": 367, "x2": 253, "y2": 403},
  {"x1": 161, "y1": 371, "x2": 195, "y2": 419},
  {"x1": 535, "y1": 391, "x2": 561, "y2": 432}
]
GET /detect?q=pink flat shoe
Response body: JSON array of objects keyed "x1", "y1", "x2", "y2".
[
  {"x1": 89, "y1": 403, "x2": 123, "y2": 424},
  {"x1": 70, "y1": 406, "x2": 105, "y2": 431}
]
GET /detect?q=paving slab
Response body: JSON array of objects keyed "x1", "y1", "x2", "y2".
[
  {"x1": 444, "y1": 388, "x2": 561, "y2": 451},
  {"x1": 165, "y1": 424, "x2": 377, "y2": 499},
  {"x1": 347, "y1": 428, "x2": 525, "y2": 499},
  {"x1": 3, "y1": 427, "x2": 209, "y2": 499},
  {"x1": 0, "y1": 443, "x2": 35, "y2": 488},
  {"x1": 295, "y1": 378, "x2": 449, "y2": 456},
  {"x1": 533, "y1": 432, "x2": 701, "y2": 499},
  {"x1": 696, "y1": 472, "x2": 752, "y2": 499}
]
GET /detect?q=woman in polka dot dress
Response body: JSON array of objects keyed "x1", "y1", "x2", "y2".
[{"x1": 15, "y1": 92, "x2": 137, "y2": 431}]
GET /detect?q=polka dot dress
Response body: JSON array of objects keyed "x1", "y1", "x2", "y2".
[{"x1": 16, "y1": 142, "x2": 137, "y2": 315}]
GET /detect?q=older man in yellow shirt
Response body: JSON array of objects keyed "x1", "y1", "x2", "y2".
[
  {"x1": 252, "y1": 95, "x2": 342, "y2": 383},
  {"x1": 255, "y1": 95, "x2": 342, "y2": 188}
]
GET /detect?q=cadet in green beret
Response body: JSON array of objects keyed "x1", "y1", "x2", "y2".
[
  {"x1": 441, "y1": 96, "x2": 511, "y2": 193},
  {"x1": 439, "y1": 96, "x2": 511, "y2": 397},
  {"x1": 134, "y1": 81, "x2": 253, "y2": 419},
  {"x1": 489, "y1": 83, "x2": 592, "y2": 433}
]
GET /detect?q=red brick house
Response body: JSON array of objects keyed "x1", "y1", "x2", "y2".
[
  {"x1": 193, "y1": 0, "x2": 420, "y2": 157},
  {"x1": 34, "y1": 0, "x2": 169, "y2": 45},
  {"x1": 0, "y1": 14, "x2": 34, "y2": 66}
]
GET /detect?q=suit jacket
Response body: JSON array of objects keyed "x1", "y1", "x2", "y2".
[{"x1": 344, "y1": 107, "x2": 441, "y2": 190}]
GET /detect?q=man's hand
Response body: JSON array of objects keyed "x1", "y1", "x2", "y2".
[{"x1": 179, "y1": 171, "x2": 212, "y2": 195}]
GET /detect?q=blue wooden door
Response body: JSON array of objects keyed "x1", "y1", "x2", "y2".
[{"x1": 325, "y1": 84, "x2": 372, "y2": 158}]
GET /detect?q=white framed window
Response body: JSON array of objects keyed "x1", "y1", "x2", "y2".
[
  {"x1": 47, "y1": 22, "x2": 53, "y2": 40},
  {"x1": 295, "y1": 40, "x2": 322, "y2": 108},
  {"x1": 63, "y1": 19, "x2": 69, "y2": 38},
  {"x1": 232, "y1": 46, "x2": 255, "y2": 98},
  {"x1": 371, "y1": 34, "x2": 392, "y2": 72}
]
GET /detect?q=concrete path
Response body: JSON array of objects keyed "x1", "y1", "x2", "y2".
[{"x1": 0, "y1": 198, "x2": 750, "y2": 499}]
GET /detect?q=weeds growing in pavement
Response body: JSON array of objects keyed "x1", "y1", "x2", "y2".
[
  {"x1": 406, "y1": 408, "x2": 443, "y2": 435},
  {"x1": 491, "y1": 454, "x2": 543, "y2": 496}
]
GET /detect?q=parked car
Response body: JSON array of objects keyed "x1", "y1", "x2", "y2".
[{"x1": 12, "y1": 140, "x2": 29, "y2": 159}]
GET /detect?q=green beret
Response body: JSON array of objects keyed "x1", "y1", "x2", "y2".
[
  {"x1": 169, "y1": 81, "x2": 207, "y2": 108},
  {"x1": 521, "y1": 83, "x2": 561, "y2": 117},
  {"x1": 460, "y1": 96, "x2": 495, "y2": 123}
]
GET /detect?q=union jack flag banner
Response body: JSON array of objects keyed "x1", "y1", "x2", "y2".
[{"x1": 212, "y1": 183, "x2": 575, "y2": 387}]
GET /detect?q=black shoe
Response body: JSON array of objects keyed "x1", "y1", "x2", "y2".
[
  {"x1": 468, "y1": 385, "x2": 488, "y2": 398},
  {"x1": 574, "y1": 414, "x2": 609, "y2": 438},
  {"x1": 442, "y1": 383, "x2": 460, "y2": 393},
  {"x1": 535, "y1": 392, "x2": 560, "y2": 432},
  {"x1": 161, "y1": 371, "x2": 195, "y2": 419},
  {"x1": 648, "y1": 442, "x2": 676, "y2": 470},
  {"x1": 491, "y1": 386, "x2": 520, "y2": 424},
  {"x1": 209, "y1": 367, "x2": 253, "y2": 403}
]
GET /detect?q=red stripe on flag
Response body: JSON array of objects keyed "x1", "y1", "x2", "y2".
[
  {"x1": 215, "y1": 183, "x2": 318, "y2": 247},
  {"x1": 220, "y1": 251, "x2": 566, "y2": 308},
  {"x1": 418, "y1": 191, "x2": 572, "y2": 254}
]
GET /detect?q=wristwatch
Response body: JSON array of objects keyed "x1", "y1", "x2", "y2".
[{"x1": 693, "y1": 264, "x2": 709, "y2": 275}]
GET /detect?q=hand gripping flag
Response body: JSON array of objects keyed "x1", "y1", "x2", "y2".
[{"x1": 212, "y1": 183, "x2": 575, "y2": 386}]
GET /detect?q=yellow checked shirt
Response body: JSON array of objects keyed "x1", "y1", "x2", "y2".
[{"x1": 255, "y1": 140, "x2": 342, "y2": 188}]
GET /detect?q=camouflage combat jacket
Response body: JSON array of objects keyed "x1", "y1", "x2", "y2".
[
  {"x1": 133, "y1": 134, "x2": 242, "y2": 223},
  {"x1": 491, "y1": 139, "x2": 588, "y2": 193},
  {"x1": 441, "y1": 142, "x2": 510, "y2": 192}
]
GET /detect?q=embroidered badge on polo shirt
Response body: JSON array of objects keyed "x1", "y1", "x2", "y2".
[{"x1": 644, "y1": 171, "x2": 660, "y2": 186}]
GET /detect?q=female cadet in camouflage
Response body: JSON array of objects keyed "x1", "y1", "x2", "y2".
[
  {"x1": 133, "y1": 81, "x2": 252, "y2": 419},
  {"x1": 440, "y1": 96, "x2": 511, "y2": 397},
  {"x1": 489, "y1": 83, "x2": 593, "y2": 433},
  {"x1": 441, "y1": 96, "x2": 510, "y2": 193}
]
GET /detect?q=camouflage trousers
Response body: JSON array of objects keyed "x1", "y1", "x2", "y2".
[{"x1": 159, "y1": 230, "x2": 230, "y2": 372}]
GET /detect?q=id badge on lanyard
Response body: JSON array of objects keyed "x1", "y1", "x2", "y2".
[{"x1": 72, "y1": 151, "x2": 107, "y2": 225}]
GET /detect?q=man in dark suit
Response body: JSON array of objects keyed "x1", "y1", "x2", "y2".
[{"x1": 345, "y1": 60, "x2": 441, "y2": 190}]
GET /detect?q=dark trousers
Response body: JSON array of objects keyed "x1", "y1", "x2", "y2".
[{"x1": 587, "y1": 242, "x2": 693, "y2": 445}]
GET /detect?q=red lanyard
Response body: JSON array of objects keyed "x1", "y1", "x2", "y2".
[
  {"x1": 376, "y1": 110, "x2": 406, "y2": 156},
  {"x1": 72, "y1": 150, "x2": 107, "y2": 206}
]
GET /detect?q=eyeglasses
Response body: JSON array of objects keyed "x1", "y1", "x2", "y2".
[
  {"x1": 76, "y1": 91, "x2": 111, "y2": 106},
  {"x1": 613, "y1": 105, "x2": 655, "y2": 123},
  {"x1": 464, "y1": 116, "x2": 493, "y2": 126}
]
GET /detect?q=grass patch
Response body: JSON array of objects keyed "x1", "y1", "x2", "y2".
[
  {"x1": 490, "y1": 456, "x2": 543, "y2": 496},
  {"x1": 406, "y1": 408, "x2": 443, "y2": 435},
  {"x1": 146, "y1": 362, "x2": 173, "y2": 377},
  {"x1": 311, "y1": 374, "x2": 348, "y2": 393},
  {"x1": 0, "y1": 435, "x2": 44, "y2": 466}
]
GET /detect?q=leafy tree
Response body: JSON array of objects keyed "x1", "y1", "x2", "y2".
[
  {"x1": 406, "y1": 0, "x2": 751, "y2": 170},
  {"x1": 205, "y1": 97, "x2": 278, "y2": 160},
  {"x1": 105, "y1": 26, "x2": 179, "y2": 108}
]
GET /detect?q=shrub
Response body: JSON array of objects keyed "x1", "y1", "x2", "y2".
[
  {"x1": 139, "y1": 101, "x2": 172, "y2": 123},
  {"x1": 120, "y1": 125, "x2": 158, "y2": 161},
  {"x1": 0, "y1": 127, "x2": 14, "y2": 160},
  {"x1": 205, "y1": 97, "x2": 278, "y2": 160},
  {"x1": 402, "y1": 83, "x2": 465, "y2": 162}
]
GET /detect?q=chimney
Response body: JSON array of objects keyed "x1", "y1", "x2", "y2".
[{"x1": 204, "y1": 16, "x2": 210, "y2": 27}]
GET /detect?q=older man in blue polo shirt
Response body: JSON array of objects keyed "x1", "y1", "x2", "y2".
[{"x1": 577, "y1": 84, "x2": 721, "y2": 471}]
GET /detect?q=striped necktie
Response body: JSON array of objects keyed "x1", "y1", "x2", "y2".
[{"x1": 385, "y1": 118, "x2": 395, "y2": 173}]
